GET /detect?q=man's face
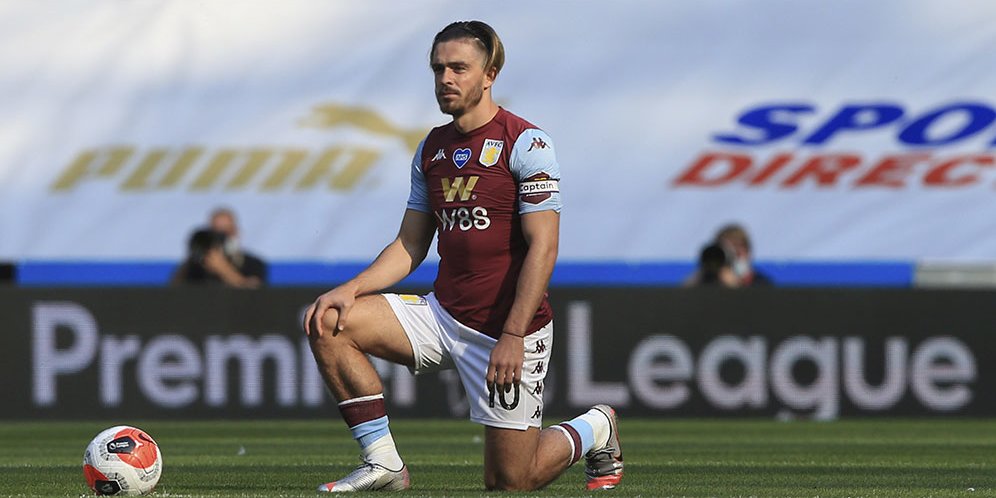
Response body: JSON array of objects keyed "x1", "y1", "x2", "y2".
[
  {"x1": 720, "y1": 235, "x2": 750, "y2": 260},
  {"x1": 431, "y1": 39, "x2": 493, "y2": 116},
  {"x1": 210, "y1": 213, "x2": 236, "y2": 237}
]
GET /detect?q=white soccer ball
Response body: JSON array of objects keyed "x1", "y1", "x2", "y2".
[{"x1": 83, "y1": 426, "x2": 163, "y2": 496}]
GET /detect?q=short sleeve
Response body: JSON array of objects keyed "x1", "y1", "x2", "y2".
[
  {"x1": 510, "y1": 129, "x2": 562, "y2": 214},
  {"x1": 406, "y1": 138, "x2": 431, "y2": 212}
]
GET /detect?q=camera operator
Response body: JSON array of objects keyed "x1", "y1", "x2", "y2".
[
  {"x1": 170, "y1": 208, "x2": 267, "y2": 288},
  {"x1": 684, "y1": 242, "x2": 739, "y2": 287},
  {"x1": 714, "y1": 223, "x2": 772, "y2": 287}
]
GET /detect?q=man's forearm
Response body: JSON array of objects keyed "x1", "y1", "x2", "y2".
[
  {"x1": 348, "y1": 237, "x2": 426, "y2": 296},
  {"x1": 502, "y1": 241, "x2": 556, "y2": 336},
  {"x1": 344, "y1": 209, "x2": 435, "y2": 296}
]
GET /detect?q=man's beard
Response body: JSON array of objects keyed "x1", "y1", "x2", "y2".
[{"x1": 438, "y1": 81, "x2": 484, "y2": 116}]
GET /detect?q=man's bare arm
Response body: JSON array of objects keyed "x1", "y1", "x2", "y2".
[
  {"x1": 487, "y1": 209, "x2": 559, "y2": 390},
  {"x1": 348, "y1": 209, "x2": 437, "y2": 296},
  {"x1": 304, "y1": 209, "x2": 436, "y2": 337}
]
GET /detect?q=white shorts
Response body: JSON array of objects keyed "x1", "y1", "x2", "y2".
[{"x1": 385, "y1": 292, "x2": 552, "y2": 430}]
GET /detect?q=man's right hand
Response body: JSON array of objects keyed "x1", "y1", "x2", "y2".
[{"x1": 303, "y1": 283, "x2": 359, "y2": 338}]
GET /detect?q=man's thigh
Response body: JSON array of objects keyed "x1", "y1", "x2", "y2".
[
  {"x1": 321, "y1": 294, "x2": 415, "y2": 368},
  {"x1": 451, "y1": 321, "x2": 552, "y2": 429}
]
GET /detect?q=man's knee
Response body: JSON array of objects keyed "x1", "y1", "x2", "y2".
[
  {"x1": 308, "y1": 309, "x2": 358, "y2": 355},
  {"x1": 319, "y1": 306, "x2": 343, "y2": 335}
]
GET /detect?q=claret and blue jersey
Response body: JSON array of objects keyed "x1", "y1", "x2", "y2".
[{"x1": 407, "y1": 108, "x2": 562, "y2": 339}]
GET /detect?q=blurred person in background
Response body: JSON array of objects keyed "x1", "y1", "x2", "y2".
[
  {"x1": 684, "y1": 223, "x2": 772, "y2": 287},
  {"x1": 685, "y1": 242, "x2": 739, "y2": 287},
  {"x1": 0, "y1": 261, "x2": 15, "y2": 285},
  {"x1": 170, "y1": 207, "x2": 267, "y2": 288},
  {"x1": 715, "y1": 223, "x2": 772, "y2": 287}
]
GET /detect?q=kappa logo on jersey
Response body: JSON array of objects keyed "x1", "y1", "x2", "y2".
[
  {"x1": 453, "y1": 148, "x2": 471, "y2": 168},
  {"x1": 432, "y1": 148, "x2": 446, "y2": 161},
  {"x1": 441, "y1": 176, "x2": 479, "y2": 202},
  {"x1": 527, "y1": 137, "x2": 549, "y2": 151},
  {"x1": 479, "y1": 139, "x2": 503, "y2": 167}
]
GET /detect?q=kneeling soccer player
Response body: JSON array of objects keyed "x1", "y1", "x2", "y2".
[{"x1": 303, "y1": 20, "x2": 623, "y2": 492}]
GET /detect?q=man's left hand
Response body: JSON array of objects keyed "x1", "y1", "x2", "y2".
[{"x1": 487, "y1": 333, "x2": 525, "y2": 395}]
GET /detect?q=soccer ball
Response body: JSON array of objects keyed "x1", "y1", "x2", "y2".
[{"x1": 83, "y1": 426, "x2": 162, "y2": 496}]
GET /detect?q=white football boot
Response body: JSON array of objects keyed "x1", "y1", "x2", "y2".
[{"x1": 317, "y1": 460, "x2": 410, "y2": 492}]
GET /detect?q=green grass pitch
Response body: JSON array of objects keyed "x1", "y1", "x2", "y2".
[{"x1": 0, "y1": 418, "x2": 992, "y2": 497}]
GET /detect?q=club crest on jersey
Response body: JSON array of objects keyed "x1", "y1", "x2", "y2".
[
  {"x1": 453, "y1": 148, "x2": 471, "y2": 169},
  {"x1": 479, "y1": 139, "x2": 504, "y2": 167}
]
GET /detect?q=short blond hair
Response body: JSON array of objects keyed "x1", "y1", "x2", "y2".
[{"x1": 431, "y1": 20, "x2": 505, "y2": 76}]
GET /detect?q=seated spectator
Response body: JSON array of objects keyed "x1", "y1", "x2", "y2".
[{"x1": 171, "y1": 207, "x2": 267, "y2": 288}]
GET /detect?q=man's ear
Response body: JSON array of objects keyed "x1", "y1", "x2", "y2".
[{"x1": 484, "y1": 65, "x2": 498, "y2": 88}]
